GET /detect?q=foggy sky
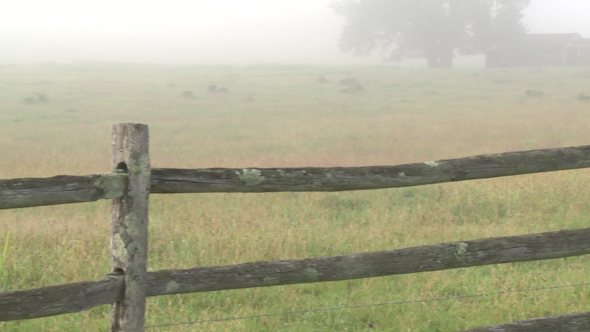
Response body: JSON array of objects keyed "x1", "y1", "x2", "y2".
[{"x1": 2, "y1": 0, "x2": 590, "y2": 65}]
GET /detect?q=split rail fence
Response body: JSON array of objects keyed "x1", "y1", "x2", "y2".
[{"x1": 1, "y1": 123, "x2": 590, "y2": 331}]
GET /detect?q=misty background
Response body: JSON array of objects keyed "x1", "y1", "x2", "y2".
[{"x1": 2, "y1": 0, "x2": 590, "y2": 66}]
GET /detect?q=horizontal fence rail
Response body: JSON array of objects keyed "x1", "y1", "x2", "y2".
[
  {"x1": 150, "y1": 145, "x2": 590, "y2": 193},
  {"x1": 0, "y1": 172, "x2": 127, "y2": 210},
  {"x1": 458, "y1": 311, "x2": 590, "y2": 332},
  {"x1": 2, "y1": 226, "x2": 589, "y2": 322},
  {"x1": 3, "y1": 145, "x2": 590, "y2": 210}
]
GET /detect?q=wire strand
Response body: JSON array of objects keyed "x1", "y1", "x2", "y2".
[{"x1": 145, "y1": 281, "x2": 590, "y2": 329}]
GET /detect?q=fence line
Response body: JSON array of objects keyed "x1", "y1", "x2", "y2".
[
  {"x1": 149, "y1": 145, "x2": 590, "y2": 193},
  {"x1": 3, "y1": 145, "x2": 590, "y2": 210},
  {"x1": 2, "y1": 226, "x2": 589, "y2": 322},
  {"x1": 1, "y1": 123, "x2": 590, "y2": 331}
]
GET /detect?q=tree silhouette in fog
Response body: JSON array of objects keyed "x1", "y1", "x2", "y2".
[{"x1": 331, "y1": 0, "x2": 530, "y2": 68}]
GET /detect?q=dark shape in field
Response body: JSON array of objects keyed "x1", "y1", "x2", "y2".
[
  {"x1": 339, "y1": 77, "x2": 359, "y2": 86},
  {"x1": 22, "y1": 97, "x2": 36, "y2": 104},
  {"x1": 525, "y1": 89, "x2": 544, "y2": 97},
  {"x1": 339, "y1": 77, "x2": 364, "y2": 94},
  {"x1": 577, "y1": 93, "x2": 590, "y2": 101},
  {"x1": 181, "y1": 90, "x2": 195, "y2": 98},
  {"x1": 207, "y1": 84, "x2": 229, "y2": 94},
  {"x1": 207, "y1": 84, "x2": 217, "y2": 93},
  {"x1": 316, "y1": 75, "x2": 329, "y2": 83},
  {"x1": 34, "y1": 93, "x2": 48, "y2": 102},
  {"x1": 22, "y1": 92, "x2": 49, "y2": 104}
]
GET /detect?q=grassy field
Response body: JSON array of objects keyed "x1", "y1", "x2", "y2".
[{"x1": 1, "y1": 63, "x2": 590, "y2": 331}]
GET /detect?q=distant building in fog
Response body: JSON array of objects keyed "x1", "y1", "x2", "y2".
[{"x1": 486, "y1": 33, "x2": 590, "y2": 68}]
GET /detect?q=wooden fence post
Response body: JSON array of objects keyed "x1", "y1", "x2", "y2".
[{"x1": 110, "y1": 123, "x2": 150, "y2": 332}]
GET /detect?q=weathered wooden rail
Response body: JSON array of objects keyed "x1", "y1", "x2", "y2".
[
  {"x1": 3, "y1": 144, "x2": 590, "y2": 210},
  {"x1": 1, "y1": 123, "x2": 589, "y2": 331},
  {"x1": 2, "y1": 227, "x2": 590, "y2": 322}
]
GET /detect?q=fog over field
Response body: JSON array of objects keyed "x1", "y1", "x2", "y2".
[
  {"x1": 3, "y1": 1, "x2": 590, "y2": 331},
  {"x1": 2, "y1": 0, "x2": 590, "y2": 65}
]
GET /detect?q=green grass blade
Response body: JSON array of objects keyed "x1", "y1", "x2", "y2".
[{"x1": 0, "y1": 231, "x2": 9, "y2": 281}]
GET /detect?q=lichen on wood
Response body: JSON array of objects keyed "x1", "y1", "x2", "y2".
[{"x1": 235, "y1": 169, "x2": 266, "y2": 186}]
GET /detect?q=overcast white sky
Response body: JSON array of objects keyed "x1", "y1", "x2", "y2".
[{"x1": 1, "y1": 0, "x2": 589, "y2": 65}]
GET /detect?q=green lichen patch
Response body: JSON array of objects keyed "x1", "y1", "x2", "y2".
[
  {"x1": 303, "y1": 268, "x2": 320, "y2": 280},
  {"x1": 398, "y1": 172, "x2": 406, "y2": 177},
  {"x1": 138, "y1": 154, "x2": 151, "y2": 174},
  {"x1": 370, "y1": 175, "x2": 384, "y2": 183},
  {"x1": 278, "y1": 170, "x2": 312, "y2": 184},
  {"x1": 130, "y1": 154, "x2": 151, "y2": 175},
  {"x1": 424, "y1": 161, "x2": 439, "y2": 167},
  {"x1": 236, "y1": 169, "x2": 266, "y2": 186},
  {"x1": 453, "y1": 242, "x2": 468, "y2": 259},
  {"x1": 129, "y1": 153, "x2": 151, "y2": 175},
  {"x1": 93, "y1": 173, "x2": 127, "y2": 199},
  {"x1": 262, "y1": 276, "x2": 279, "y2": 286},
  {"x1": 166, "y1": 281, "x2": 180, "y2": 293},
  {"x1": 112, "y1": 233, "x2": 128, "y2": 262},
  {"x1": 123, "y1": 212, "x2": 140, "y2": 237}
]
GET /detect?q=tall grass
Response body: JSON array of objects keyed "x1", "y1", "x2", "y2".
[
  {"x1": 0, "y1": 232, "x2": 8, "y2": 290},
  {"x1": 1, "y1": 64, "x2": 590, "y2": 331}
]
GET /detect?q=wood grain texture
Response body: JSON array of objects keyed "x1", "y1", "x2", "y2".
[
  {"x1": 110, "y1": 123, "x2": 150, "y2": 332},
  {"x1": 0, "y1": 172, "x2": 126, "y2": 210},
  {"x1": 3, "y1": 145, "x2": 590, "y2": 210},
  {"x1": 144, "y1": 227, "x2": 590, "y2": 296},
  {"x1": 150, "y1": 145, "x2": 590, "y2": 193},
  {"x1": 458, "y1": 311, "x2": 590, "y2": 331},
  {"x1": 0, "y1": 274, "x2": 124, "y2": 321},
  {"x1": 2, "y1": 227, "x2": 589, "y2": 322}
]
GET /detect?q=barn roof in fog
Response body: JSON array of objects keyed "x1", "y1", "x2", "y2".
[{"x1": 486, "y1": 33, "x2": 590, "y2": 67}]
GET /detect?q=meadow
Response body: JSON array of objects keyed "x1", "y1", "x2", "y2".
[{"x1": 1, "y1": 63, "x2": 590, "y2": 331}]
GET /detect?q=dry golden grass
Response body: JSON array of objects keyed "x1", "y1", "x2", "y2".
[{"x1": 1, "y1": 64, "x2": 590, "y2": 331}]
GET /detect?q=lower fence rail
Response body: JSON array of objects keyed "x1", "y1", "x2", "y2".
[
  {"x1": 1, "y1": 226, "x2": 589, "y2": 322},
  {"x1": 458, "y1": 311, "x2": 590, "y2": 332}
]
